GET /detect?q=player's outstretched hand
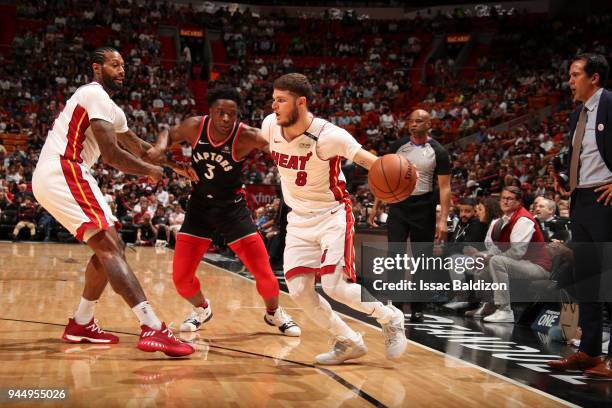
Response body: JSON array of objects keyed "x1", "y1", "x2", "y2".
[
  {"x1": 147, "y1": 165, "x2": 164, "y2": 184},
  {"x1": 145, "y1": 146, "x2": 165, "y2": 164},
  {"x1": 172, "y1": 164, "x2": 199, "y2": 183}
]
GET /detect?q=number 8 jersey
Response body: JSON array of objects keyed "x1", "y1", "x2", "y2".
[{"x1": 262, "y1": 113, "x2": 362, "y2": 215}]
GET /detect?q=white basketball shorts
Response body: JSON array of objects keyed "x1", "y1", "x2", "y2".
[
  {"x1": 32, "y1": 158, "x2": 119, "y2": 242},
  {"x1": 284, "y1": 198, "x2": 356, "y2": 282}
]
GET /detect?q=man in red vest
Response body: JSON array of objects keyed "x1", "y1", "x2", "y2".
[{"x1": 474, "y1": 186, "x2": 552, "y2": 323}]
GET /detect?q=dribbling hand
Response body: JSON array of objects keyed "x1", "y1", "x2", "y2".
[{"x1": 367, "y1": 212, "x2": 378, "y2": 228}]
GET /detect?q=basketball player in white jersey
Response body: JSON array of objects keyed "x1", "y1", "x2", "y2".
[
  {"x1": 262, "y1": 73, "x2": 407, "y2": 364},
  {"x1": 32, "y1": 47, "x2": 194, "y2": 357}
]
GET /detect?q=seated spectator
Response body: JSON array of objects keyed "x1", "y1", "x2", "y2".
[
  {"x1": 114, "y1": 185, "x2": 133, "y2": 221},
  {"x1": 136, "y1": 213, "x2": 157, "y2": 246},
  {"x1": 155, "y1": 185, "x2": 169, "y2": 207},
  {"x1": 13, "y1": 183, "x2": 34, "y2": 202},
  {"x1": 152, "y1": 206, "x2": 170, "y2": 243},
  {"x1": 442, "y1": 198, "x2": 489, "y2": 309},
  {"x1": 467, "y1": 187, "x2": 552, "y2": 323},
  {"x1": 534, "y1": 198, "x2": 570, "y2": 242},
  {"x1": 0, "y1": 191, "x2": 11, "y2": 211},
  {"x1": 254, "y1": 206, "x2": 268, "y2": 228},
  {"x1": 168, "y1": 202, "x2": 185, "y2": 244},
  {"x1": 36, "y1": 207, "x2": 56, "y2": 242},
  {"x1": 444, "y1": 198, "x2": 489, "y2": 256},
  {"x1": 12, "y1": 197, "x2": 37, "y2": 241},
  {"x1": 133, "y1": 196, "x2": 153, "y2": 217}
]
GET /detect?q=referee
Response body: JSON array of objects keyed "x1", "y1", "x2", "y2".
[{"x1": 369, "y1": 109, "x2": 452, "y2": 322}]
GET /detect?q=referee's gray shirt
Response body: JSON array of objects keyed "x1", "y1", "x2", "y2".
[{"x1": 391, "y1": 137, "x2": 451, "y2": 196}]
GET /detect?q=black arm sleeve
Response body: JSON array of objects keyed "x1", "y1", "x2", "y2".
[{"x1": 464, "y1": 221, "x2": 488, "y2": 242}]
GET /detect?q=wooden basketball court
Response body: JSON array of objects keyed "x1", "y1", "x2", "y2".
[{"x1": 0, "y1": 243, "x2": 570, "y2": 407}]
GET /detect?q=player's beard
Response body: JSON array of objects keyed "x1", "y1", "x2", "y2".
[
  {"x1": 281, "y1": 103, "x2": 300, "y2": 127},
  {"x1": 101, "y1": 70, "x2": 123, "y2": 93}
]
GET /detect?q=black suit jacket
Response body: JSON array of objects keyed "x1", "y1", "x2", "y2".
[
  {"x1": 567, "y1": 88, "x2": 612, "y2": 175},
  {"x1": 444, "y1": 217, "x2": 488, "y2": 255}
]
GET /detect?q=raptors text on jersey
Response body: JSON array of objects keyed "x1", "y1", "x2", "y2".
[{"x1": 190, "y1": 116, "x2": 245, "y2": 200}]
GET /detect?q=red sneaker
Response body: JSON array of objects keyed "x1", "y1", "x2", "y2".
[
  {"x1": 137, "y1": 322, "x2": 194, "y2": 357},
  {"x1": 62, "y1": 318, "x2": 119, "y2": 344}
]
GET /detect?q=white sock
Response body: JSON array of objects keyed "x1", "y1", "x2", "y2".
[
  {"x1": 372, "y1": 304, "x2": 395, "y2": 324},
  {"x1": 331, "y1": 319, "x2": 361, "y2": 343},
  {"x1": 74, "y1": 297, "x2": 98, "y2": 325},
  {"x1": 286, "y1": 274, "x2": 359, "y2": 342},
  {"x1": 320, "y1": 266, "x2": 394, "y2": 323},
  {"x1": 132, "y1": 301, "x2": 162, "y2": 330}
]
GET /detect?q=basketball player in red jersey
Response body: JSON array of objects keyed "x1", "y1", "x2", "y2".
[
  {"x1": 32, "y1": 47, "x2": 194, "y2": 357},
  {"x1": 147, "y1": 87, "x2": 300, "y2": 336},
  {"x1": 262, "y1": 73, "x2": 407, "y2": 364}
]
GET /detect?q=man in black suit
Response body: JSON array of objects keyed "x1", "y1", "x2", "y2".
[
  {"x1": 442, "y1": 198, "x2": 488, "y2": 309},
  {"x1": 548, "y1": 53, "x2": 612, "y2": 377},
  {"x1": 444, "y1": 198, "x2": 488, "y2": 255}
]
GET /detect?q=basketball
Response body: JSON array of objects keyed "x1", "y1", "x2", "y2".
[{"x1": 368, "y1": 154, "x2": 418, "y2": 203}]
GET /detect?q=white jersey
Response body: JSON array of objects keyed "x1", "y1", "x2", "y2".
[
  {"x1": 38, "y1": 82, "x2": 128, "y2": 169},
  {"x1": 262, "y1": 113, "x2": 361, "y2": 215}
]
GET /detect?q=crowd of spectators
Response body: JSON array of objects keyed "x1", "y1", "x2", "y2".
[{"x1": 1, "y1": 2, "x2": 611, "y2": 259}]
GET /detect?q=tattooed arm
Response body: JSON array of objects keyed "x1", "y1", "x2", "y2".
[{"x1": 352, "y1": 148, "x2": 378, "y2": 170}]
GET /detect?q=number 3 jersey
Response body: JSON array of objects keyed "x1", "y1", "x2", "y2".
[
  {"x1": 191, "y1": 116, "x2": 245, "y2": 200},
  {"x1": 262, "y1": 113, "x2": 362, "y2": 215}
]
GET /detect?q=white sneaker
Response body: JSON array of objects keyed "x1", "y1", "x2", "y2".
[
  {"x1": 483, "y1": 308, "x2": 515, "y2": 323},
  {"x1": 180, "y1": 300, "x2": 213, "y2": 332},
  {"x1": 315, "y1": 333, "x2": 368, "y2": 365},
  {"x1": 443, "y1": 301, "x2": 470, "y2": 310},
  {"x1": 264, "y1": 307, "x2": 301, "y2": 337},
  {"x1": 379, "y1": 305, "x2": 408, "y2": 360}
]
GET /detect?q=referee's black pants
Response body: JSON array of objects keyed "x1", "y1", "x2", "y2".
[
  {"x1": 386, "y1": 193, "x2": 437, "y2": 314},
  {"x1": 570, "y1": 187, "x2": 612, "y2": 357}
]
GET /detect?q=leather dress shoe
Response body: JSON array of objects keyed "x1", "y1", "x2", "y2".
[
  {"x1": 409, "y1": 312, "x2": 424, "y2": 323},
  {"x1": 585, "y1": 357, "x2": 612, "y2": 377},
  {"x1": 547, "y1": 351, "x2": 601, "y2": 370}
]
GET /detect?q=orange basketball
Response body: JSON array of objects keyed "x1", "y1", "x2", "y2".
[{"x1": 368, "y1": 154, "x2": 418, "y2": 203}]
